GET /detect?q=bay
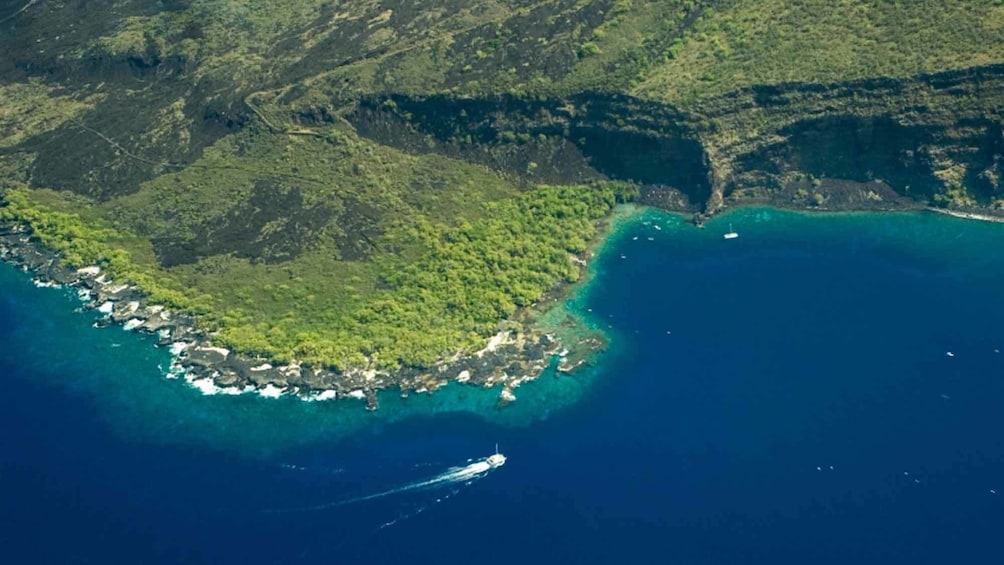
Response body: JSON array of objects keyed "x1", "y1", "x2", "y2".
[{"x1": 2, "y1": 208, "x2": 1003, "y2": 564}]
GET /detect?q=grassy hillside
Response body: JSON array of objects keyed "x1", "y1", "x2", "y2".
[
  {"x1": 2, "y1": 0, "x2": 1003, "y2": 374},
  {"x1": 3, "y1": 177, "x2": 617, "y2": 369},
  {"x1": 632, "y1": 0, "x2": 1004, "y2": 105}
]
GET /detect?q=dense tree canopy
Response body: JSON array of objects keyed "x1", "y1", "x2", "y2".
[{"x1": 2, "y1": 184, "x2": 615, "y2": 370}]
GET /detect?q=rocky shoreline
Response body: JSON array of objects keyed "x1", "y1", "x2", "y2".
[
  {"x1": 693, "y1": 175, "x2": 1004, "y2": 224},
  {"x1": 7, "y1": 197, "x2": 996, "y2": 410},
  {"x1": 0, "y1": 221, "x2": 598, "y2": 410}
]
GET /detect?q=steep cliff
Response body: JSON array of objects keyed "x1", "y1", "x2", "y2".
[
  {"x1": 695, "y1": 65, "x2": 1004, "y2": 214},
  {"x1": 344, "y1": 65, "x2": 1004, "y2": 217},
  {"x1": 2, "y1": 1, "x2": 1004, "y2": 396}
]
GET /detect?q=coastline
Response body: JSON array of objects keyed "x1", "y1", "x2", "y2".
[
  {"x1": 0, "y1": 205, "x2": 635, "y2": 410},
  {"x1": 522, "y1": 204, "x2": 652, "y2": 374},
  {"x1": 3, "y1": 199, "x2": 1000, "y2": 411}
]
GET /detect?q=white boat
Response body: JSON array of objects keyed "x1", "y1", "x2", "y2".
[
  {"x1": 486, "y1": 443, "x2": 506, "y2": 468},
  {"x1": 723, "y1": 223, "x2": 739, "y2": 239}
]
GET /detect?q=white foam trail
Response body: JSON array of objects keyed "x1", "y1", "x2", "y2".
[
  {"x1": 322, "y1": 460, "x2": 491, "y2": 506},
  {"x1": 267, "y1": 458, "x2": 497, "y2": 513},
  {"x1": 378, "y1": 487, "x2": 461, "y2": 531}
]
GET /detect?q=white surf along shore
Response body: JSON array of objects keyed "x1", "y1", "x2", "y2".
[{"x1": 19, "y1": 260, "x2": 564, "y2": 406}]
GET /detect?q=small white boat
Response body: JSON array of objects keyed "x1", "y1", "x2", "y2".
[
  {"x1": 723, "y1": 223, "x2": 739, "y2": 240},
  {"x1": 486, "y1": 443, "x2": 506, "y2": 468}
]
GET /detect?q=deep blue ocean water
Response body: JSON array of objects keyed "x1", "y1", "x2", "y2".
[{"x1": 2, "y1": 208, "x2": 1003, "y2": 564}]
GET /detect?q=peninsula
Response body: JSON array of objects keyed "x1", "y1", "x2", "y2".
[{"x1": 2, "y1": 0, "x2": 1003, "y2": 407}]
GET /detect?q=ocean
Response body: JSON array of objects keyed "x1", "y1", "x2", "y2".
[{"x1": 1, "y1": 207, "x2": 1002, "y2": 564}]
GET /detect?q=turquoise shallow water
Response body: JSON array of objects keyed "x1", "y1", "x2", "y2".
[
  {"x1": 2, "y1": 207, "x2": 1003, "y2": 564},
  {"x1": 0, "y1": 260, "x2": 604, "y2": 454}
]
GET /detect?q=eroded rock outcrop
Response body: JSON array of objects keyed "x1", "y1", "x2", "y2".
[{"x1": 343, "y1": 65, "x2": 1004, "y2": 219}]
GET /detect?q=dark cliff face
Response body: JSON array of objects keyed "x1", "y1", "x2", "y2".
[
  {"x1": 735, "y1": 116, "x2": 946, "y2": 199},
  {"x1": 701, "y1": 65, "x2": 1004, "y2": 212},
  {"x1": 732, "y1": 115, "x2": 1004, "y2": 204},
  {"x1": 6, "y1": 0, "x2": 1000, "y2": 214},
  {"x1": 348, "y1": 93, "x2": 713, "y2": 210},
  {"x1": 7, "y1": 0, "x2": 1003, "y2": 216},
  {"x1": 344, "y1": 65, "x2": 1004, "y2": 214}
]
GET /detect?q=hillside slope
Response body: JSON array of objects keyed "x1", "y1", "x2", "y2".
[{"x1": 2, "y1": 0, "x2": 1003, "y2": 397}]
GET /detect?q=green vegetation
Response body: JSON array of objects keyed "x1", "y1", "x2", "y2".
[
  {"x1": 632, "y1": 0, "x2": 1004, "y2": 105},
  {"x1": 2, "y1": 0, "x2": 1004, "y2": 374},
  {"x1": 0, "y1": 189, "x2": 207, "y2": 312},
  {"x1": 0, "y1": 81, "x2": 99, "y2": 148},
  {"x1": 3, "y1": 181, "x2": 615, "y2": 370}
]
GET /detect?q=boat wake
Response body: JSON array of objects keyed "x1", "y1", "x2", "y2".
[{"x1": 265, "y1": 454, "x2": 503, "y2": 514}]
